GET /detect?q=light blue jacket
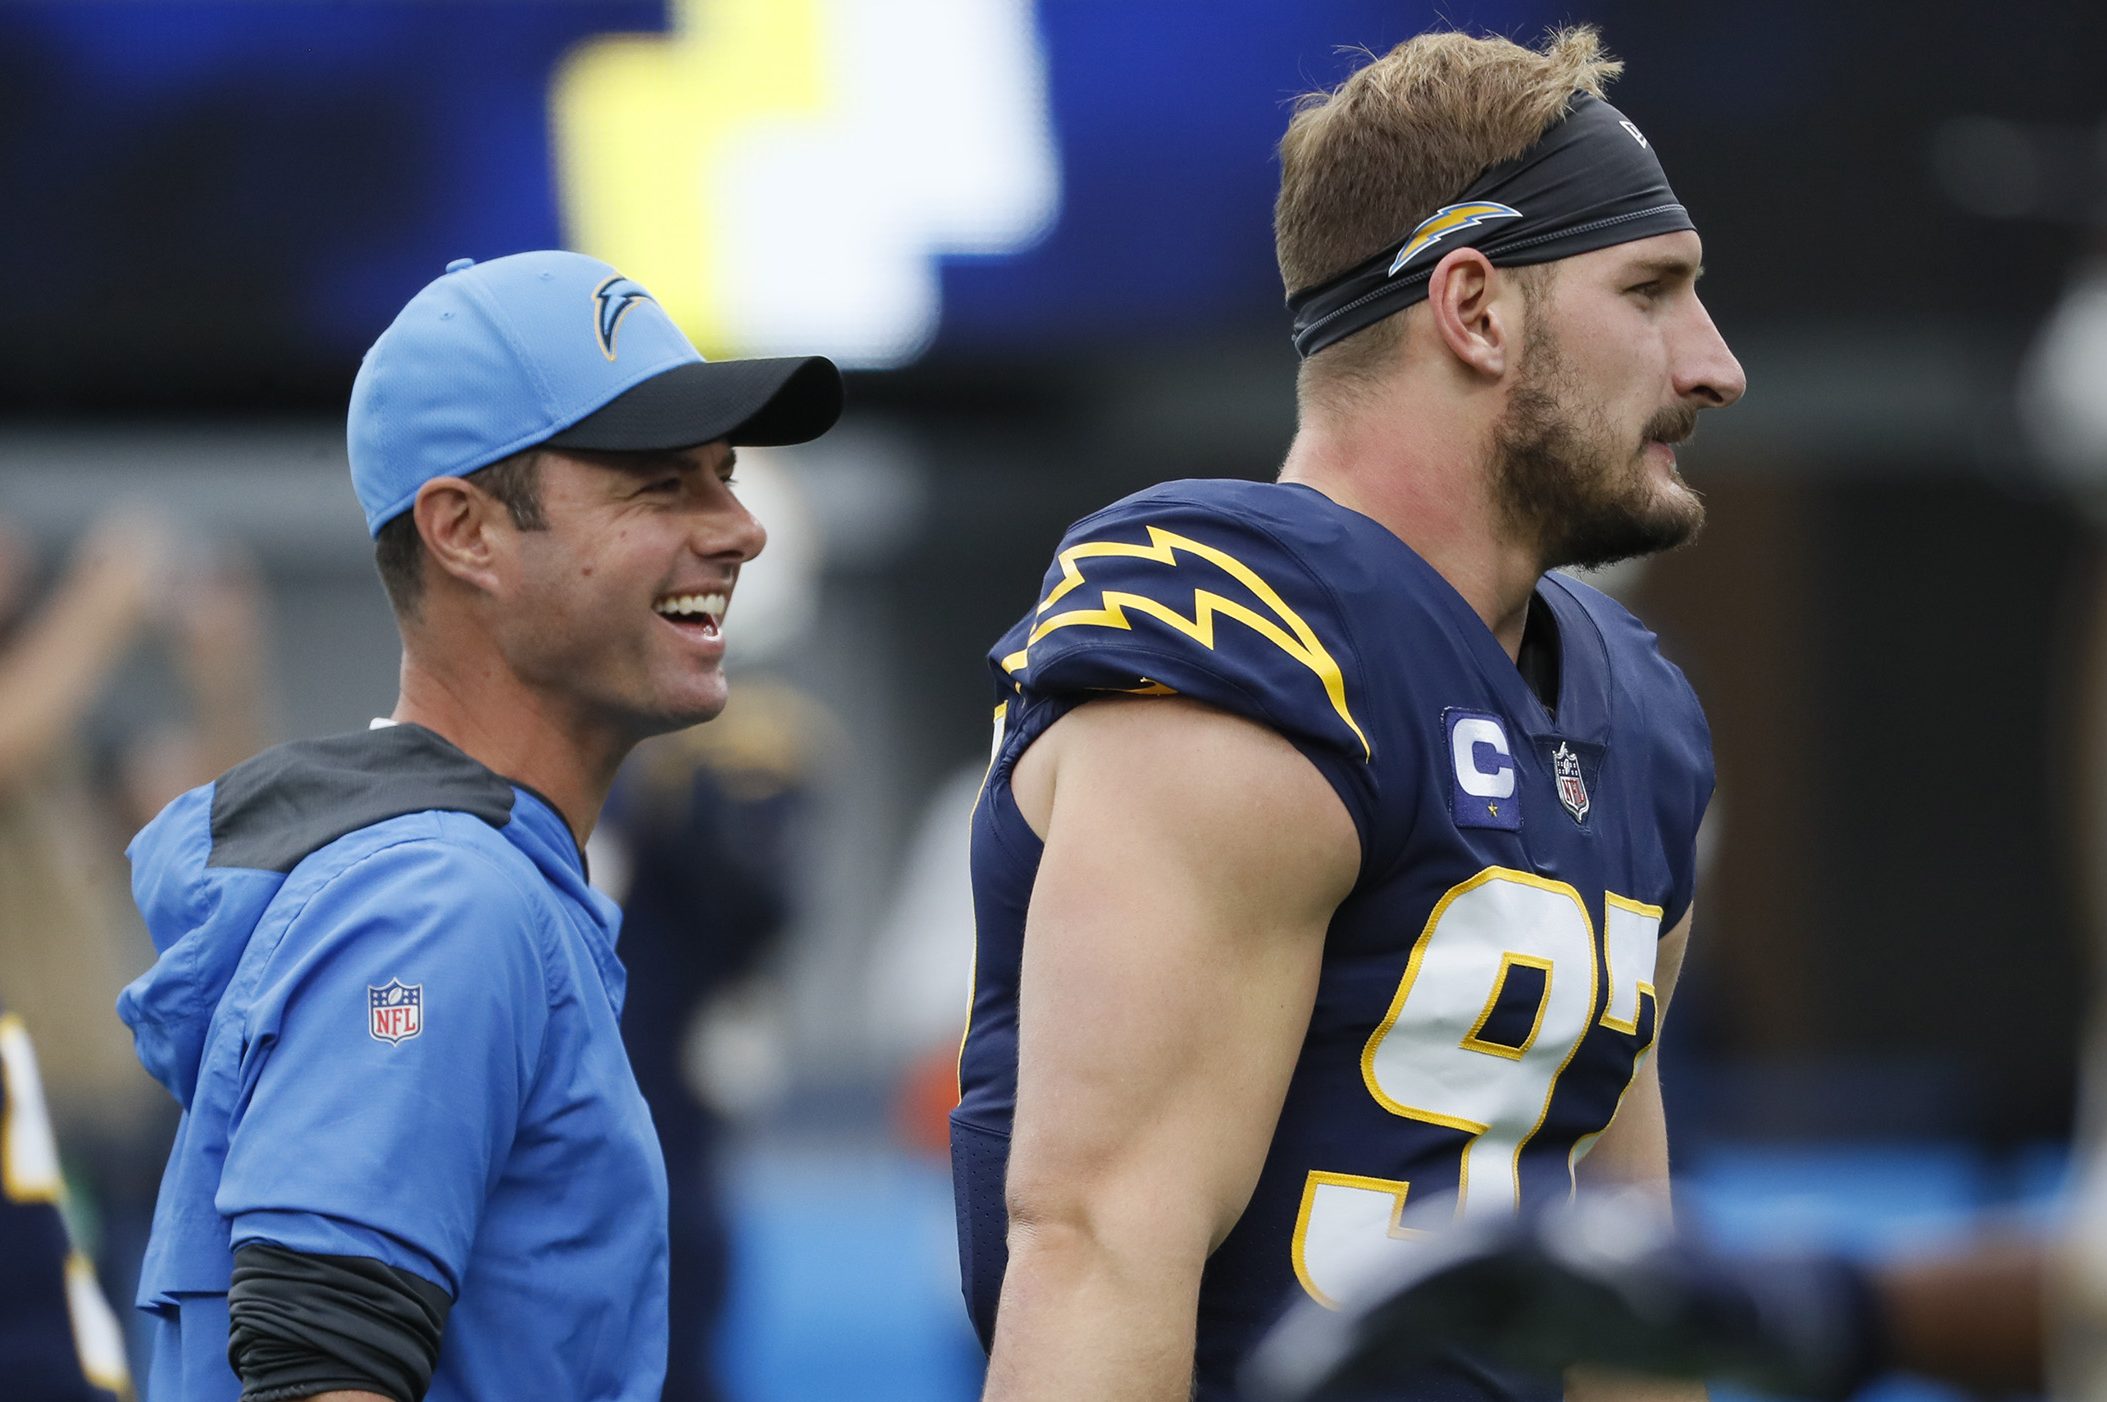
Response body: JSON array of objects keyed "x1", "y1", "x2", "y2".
[{"x1": 119, "y1": 724, "x2": 668, "y2": 1402}]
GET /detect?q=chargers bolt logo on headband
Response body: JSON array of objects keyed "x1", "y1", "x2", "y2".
[
  {"x1": 593, "y1": 274, "x2": 656, "y2": 360},
  {"x1": 1388, "y1": 201, "x2": 1523, "y2": 276},
  {"x1": 1289, "y1": 94, "x2": 1694, "y2": 359}
]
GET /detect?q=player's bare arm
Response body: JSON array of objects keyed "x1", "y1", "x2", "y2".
[
  {"x1": 1571, "y1": 907, "x2": 1692, "y2": 1200},
  {"x1": 1566, "y1": 908, "x2": 1706, "y2": 1402},
  {"x1": 982, "y1": 696, "x2": 1359, "y2": 1402}
]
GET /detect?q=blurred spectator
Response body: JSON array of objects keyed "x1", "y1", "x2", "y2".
[
  {"x1": 0, "y1": 1006, "x2": 134, "y2": 1400},
  {"x1": 595, "y1": 676, "x2": 837, "y2": 1402},
  {"x1": 0, "y1": 507, "x2": 272, "y2": 1374},
  {"x1": 0, "y1": 513, "x2": 175, "y2": 1153}
]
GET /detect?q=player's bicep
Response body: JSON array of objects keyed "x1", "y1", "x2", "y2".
[{"x1": 1005, "y1": 698, "x2": 1358, "y2": 1258}]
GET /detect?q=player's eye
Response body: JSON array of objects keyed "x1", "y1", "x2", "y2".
[
  {"x1": 1627, "y1": 280, "x2": 1663, "y2": 301},
  {"x1": 642, "y1": 476, "x2": 682, "y2": 494}
]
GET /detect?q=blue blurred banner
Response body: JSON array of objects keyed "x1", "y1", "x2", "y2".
[
  {"x1": 1, "y1": 0, "x2": 2090, "y2": 402},
  {"x1": 0, "y1": 1, "x2": 1552, "y2": 383}
]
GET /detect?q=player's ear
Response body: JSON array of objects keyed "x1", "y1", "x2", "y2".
[
  {"x1": 1424, "y1": 248, "x2": 1515, "y2": 379},
  {"x1": 412, "y1": 476, "x2": 507, "y2": 596}
]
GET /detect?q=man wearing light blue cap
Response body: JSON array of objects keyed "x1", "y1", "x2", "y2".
[{"x1": 117, "y1": 251, "x2": 842, "y2": 1402}]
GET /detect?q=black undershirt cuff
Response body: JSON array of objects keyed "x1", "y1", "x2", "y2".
[{"x1": 227, "y1": 1242, "x2": 452, "y2": 1402}]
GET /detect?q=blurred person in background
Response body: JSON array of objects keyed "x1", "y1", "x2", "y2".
[
  {"x1": 0, "y1": 506, "x2": 271, "y2": 1362},
  {"x1": 115, "y1": 250, "x2": 842, "y2": 1402},
  {"x1": 1, "y1": 1006, "x2": 134, "y2": 1400},
  {"x1": 952, "y1": 26, "x2": 1743, "y2": 1402},
  {"x1": 598, "y1": 679, "x2": 834, "y2": 1402}
]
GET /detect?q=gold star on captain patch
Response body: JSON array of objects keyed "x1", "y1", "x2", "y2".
[{"x1": 1487, "y1": 803, "x2": 1499, "y2": 816}]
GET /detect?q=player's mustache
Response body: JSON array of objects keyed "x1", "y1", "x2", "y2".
[{"x1": 1643, "y1": 403, "x2": 1700, "y2": 447}]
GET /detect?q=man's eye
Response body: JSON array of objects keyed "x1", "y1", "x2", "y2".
[
  {"x1": 644, "y1": 477, "x2": 682, "y2": 494},
  {"x1": 1628, "y1": 281, "x2": 1662, "y2": 299}
]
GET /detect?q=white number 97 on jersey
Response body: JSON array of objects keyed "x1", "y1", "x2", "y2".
[{"x1": 1292, "y1": 868, "x2": 1660, "y2": 1307}]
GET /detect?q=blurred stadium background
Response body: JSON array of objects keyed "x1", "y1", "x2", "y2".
[{"x1": 1, "y1": 2, "x2": 2102, "y2": 1398}]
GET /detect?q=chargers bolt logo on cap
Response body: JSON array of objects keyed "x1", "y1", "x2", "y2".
[
  {"x1": 593, "y1": 276, "x2": 656, "y2": 361},
  {"x1": 347, "y1": 250, "x2": 842, "y2": 538}
]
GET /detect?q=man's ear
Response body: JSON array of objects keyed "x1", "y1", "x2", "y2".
[
  {"x1": 412, "y1": 477, "x2": 507, "y2": 595},
  {"x1": 1424, "y1": 248, "x2": 1522, "y2": 379}
]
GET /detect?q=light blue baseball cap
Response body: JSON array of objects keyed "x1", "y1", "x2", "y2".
[{"x1": 347, "y1": 251, "x2": 843, "y2": 535}]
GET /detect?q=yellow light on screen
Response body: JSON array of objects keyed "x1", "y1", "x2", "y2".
[{"x1": 552, "y1": 0, "x2": 1059, "y2": 368}]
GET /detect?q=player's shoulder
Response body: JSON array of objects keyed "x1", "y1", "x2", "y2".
[
  {"x1": 1060, "y1": 476, "x2": 1369, "y2": 562},
  {"x1": 1028, "y1": 477, "x2": 1373, "y2": 644},
  {"x1": 1000, "y1": 477, "x2": 1380, "y2": 770}
]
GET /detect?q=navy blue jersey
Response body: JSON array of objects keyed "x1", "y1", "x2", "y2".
[
  {"x1": 0, "y1": 1012, "x2": 131, "y2": 1401},
  {"x1": 952, "y1": 480, "x2": 1712, "y2": 1401}
]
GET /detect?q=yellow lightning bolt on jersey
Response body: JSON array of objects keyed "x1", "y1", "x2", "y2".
[{"x1": 1012, "y1": 524, "x2": 1371, "y2": 761}]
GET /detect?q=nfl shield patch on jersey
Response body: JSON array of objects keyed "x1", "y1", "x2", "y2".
[
  {"x1": 1532, "y1": 736, "x2": 1606, "y2": 829},
  {"x1": 368, "y1": 980, "x2": 424, "y2": 1045},
  {"x1": 1552, "y1": 741, "x2": 1590, "y2": 821}
]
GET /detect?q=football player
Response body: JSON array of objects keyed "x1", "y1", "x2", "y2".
[{"x1": 951, "y1": 26, "x2": 1744, "y2": 1402}]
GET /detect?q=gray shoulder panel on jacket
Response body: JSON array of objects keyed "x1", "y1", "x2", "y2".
[{"x1": 209, "y1": 725, "x2": 515, "y2": 873}]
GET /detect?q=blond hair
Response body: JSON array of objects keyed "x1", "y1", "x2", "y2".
[{"x1": 1276, "y1": 27, "x2": 1623, "y2": 401}]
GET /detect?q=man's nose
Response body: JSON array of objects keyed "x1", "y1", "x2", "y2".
[
  {"x1": 712, "y1": 500, "x2": 766, "y2": 564},
  {"x1": 1676, "y1": 302, "x2": 1747, "y2": 409}
]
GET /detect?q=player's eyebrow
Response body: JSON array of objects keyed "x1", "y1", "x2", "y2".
[
  {"x1": 600, "y1": 447, "x2": 733, "y2": 477},
  {"x1": 1625, "y1": 255, "x2": 1704, "y2": 283}
]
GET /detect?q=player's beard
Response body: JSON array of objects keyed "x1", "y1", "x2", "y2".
[{"x1": 1490, "y1": 320, "x2": 1705, "y2": 573}]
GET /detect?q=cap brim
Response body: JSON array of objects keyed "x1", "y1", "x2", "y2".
[{"x1": 542, "y1": 355, "x2": 843, "y2": 453}]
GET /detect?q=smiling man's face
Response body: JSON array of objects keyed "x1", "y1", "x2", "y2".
[{"x1": 494, "y1": 440, "x2": 767, "y2": 740}]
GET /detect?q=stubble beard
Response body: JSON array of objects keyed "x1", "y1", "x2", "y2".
[{"x1": 1490, "y1": 322, "x2": 1706, "y2": 573}]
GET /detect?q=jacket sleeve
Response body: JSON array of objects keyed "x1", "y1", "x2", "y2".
[{"x1": 215, "y1": 834, "x2": 551, "y2": 1298}]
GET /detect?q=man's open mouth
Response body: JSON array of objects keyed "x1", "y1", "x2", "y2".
[{"x1": 652, "y1": 591, "x2": 728, "y2": 636}]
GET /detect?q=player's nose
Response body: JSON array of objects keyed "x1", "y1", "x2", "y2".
[
  {"x1": 699, "y1": 496, "x2": 766, "y2": 564},
  {"x1": 1674, "y1": 299, "x2": 1747, "y2": 409}
]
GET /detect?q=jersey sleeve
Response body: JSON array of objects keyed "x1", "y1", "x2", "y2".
[
  {"x1": 1007, "y1": 493, "x2": 1381, "y2": 855},
  {"x1": 215, "y1": 835, "x2": 551, "y2": 1296}
]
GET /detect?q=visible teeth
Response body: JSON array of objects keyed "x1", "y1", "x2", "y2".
[{"x1": 652, "y1": 592, "x2": 728, "y2": 619}]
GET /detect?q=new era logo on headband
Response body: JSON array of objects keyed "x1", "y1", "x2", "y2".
[{"x1": 1387, "y1": 201, "x2": 1523, "y2": 277}]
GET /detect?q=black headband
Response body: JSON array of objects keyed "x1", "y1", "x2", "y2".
[{"x1": 1286, "y1": 92, "x2": 1695, "y2": 359}]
